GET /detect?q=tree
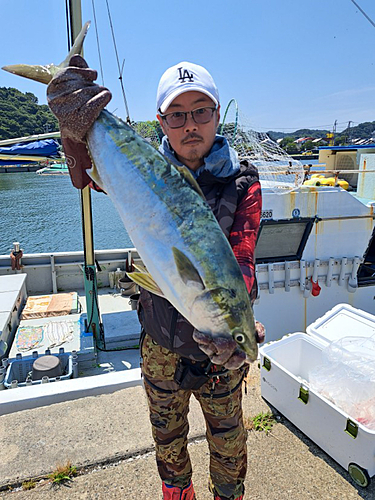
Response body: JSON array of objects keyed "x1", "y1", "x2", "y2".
[{"x1": 0, "y1": 87, "x2": 58, "y2": 139}]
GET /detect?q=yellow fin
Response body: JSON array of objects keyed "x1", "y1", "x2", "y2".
[
  {"x1": 133, "y1": 262, "x2": 148, "y2": 273},
  {"x1": 174, "y1": 165, "x2": 205, "y2": 198},
  {"x1": 127, "y1": 271, "x2": 164, "y2": 297},
  {"x1": 86, "y1": 160, "x2": 105, "y2": 190}
]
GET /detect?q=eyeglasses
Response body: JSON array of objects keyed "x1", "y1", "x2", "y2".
[{"x1": 159, "y1": 106, "x2": 217, "y2": 129}]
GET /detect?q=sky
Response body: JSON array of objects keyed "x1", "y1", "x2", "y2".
[{"x1": 0, "y1": 0, "x2": 374, "y2": 134}]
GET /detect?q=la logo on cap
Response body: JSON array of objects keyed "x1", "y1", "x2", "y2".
[{"x1": 178, "y1": 67, "x2": 194, "y2": 83}]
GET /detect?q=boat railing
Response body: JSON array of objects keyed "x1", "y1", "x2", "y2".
[{"x1": 0, "y1": 247, "x2": 142, "y2": 294}]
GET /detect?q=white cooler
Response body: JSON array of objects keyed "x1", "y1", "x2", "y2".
[{"x1": 259, "y1": 303, "x2": 375, "y2": 488}]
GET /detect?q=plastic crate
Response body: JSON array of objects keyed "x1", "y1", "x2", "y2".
[{"x1": 4, "y1": 352, "x2": 73, "y2": 388}]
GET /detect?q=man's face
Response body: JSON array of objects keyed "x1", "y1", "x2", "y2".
[{"x1": 157, "y1": 91, "x2": 220, "y2": 171}]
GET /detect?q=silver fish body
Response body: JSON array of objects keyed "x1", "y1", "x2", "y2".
[
  {"x1": 87, "y1": 110, "x2": 258, "y2": 360},
  {"x1": 1, "y1": 20, "x2": 258, "y2": 360}
]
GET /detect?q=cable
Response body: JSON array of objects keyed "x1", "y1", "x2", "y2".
[
  {"x1": 350, "y1": 0, "x2": 375, "y2": 29},
  {"x1": 105, "y1": 0, "x2": 131, "y2": 123},
  {"x1": 91, "y1": 0, "x2": 105, "y2": 86}
]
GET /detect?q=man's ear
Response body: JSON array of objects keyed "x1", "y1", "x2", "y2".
[
  {"x1": 216, "y1": 104, "x2": 221, "y2": 127},
  {"x1": 157, "y1": 114, "x2": 167, "y2": 135}
]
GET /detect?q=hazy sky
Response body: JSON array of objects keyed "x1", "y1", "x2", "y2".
[{"x1": 1, "y1": 0, "x2": 374, "y2": 133}]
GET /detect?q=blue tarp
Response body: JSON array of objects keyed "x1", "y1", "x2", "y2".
[{"x1": 0, "y1": 139, "x2": 60, "y2": 165}]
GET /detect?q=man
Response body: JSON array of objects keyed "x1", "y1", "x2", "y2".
[{"x1": 47, "y1": 58, "x2": 264, "y2": 500}]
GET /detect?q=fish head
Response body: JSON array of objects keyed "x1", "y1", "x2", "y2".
[{"x1": 194, "y1": 286, "x2": 258, "y2": 361}]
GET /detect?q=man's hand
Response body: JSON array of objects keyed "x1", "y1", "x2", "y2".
[
  {"x1": 193, "y1": 321, "x2": 266, "y2": 370},
  {"x1": 47, "y1": 55, "x2": 112, "y2": 189}
]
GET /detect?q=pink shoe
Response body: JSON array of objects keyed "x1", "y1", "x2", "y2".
[{"x1": 162, "y1": 481, "x2": 196, "y2": 500}]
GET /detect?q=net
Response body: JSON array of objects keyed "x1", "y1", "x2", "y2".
[
  {"x1": 219, "y1": 99, "x2": 305, "y2": 194},
  {"x1": 132, "y1": 121, "x2": 161, "y2": 149}
]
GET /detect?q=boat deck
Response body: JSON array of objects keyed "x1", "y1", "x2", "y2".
[{"x1": 0, "y1": 288, "x2": 142, "y2": 416}]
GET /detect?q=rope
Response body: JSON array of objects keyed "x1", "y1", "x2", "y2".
[
  {"x1": 105, "y1": 0, "x2": 131, "y2": 123},
  {"x1": 91, "y1": 0, "x2": 105, "y2": 86}
]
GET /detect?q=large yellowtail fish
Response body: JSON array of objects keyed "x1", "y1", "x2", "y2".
[{"x1": 2, "y1": 22, "x2": 258, "y2": 361}]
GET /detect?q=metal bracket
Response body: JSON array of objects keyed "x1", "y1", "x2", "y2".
[
  {"x1": 300, "y1": 260, "x2": 306, "y2": 292},
  {"x1": 339, "y1": 257, "x2": 348, "y2": 286},
  {"x1": 348, "y1": 256, "x2": 362, "y2": 293},
  {"x1": 50, "y1": 254, "x2": 57, "y2": 294},
  {"x1": 326, "y1": 257, "x2": 334, "y2": 287},
  {"x1": 285, "y1": 262, "x2": 291, "y2": 292},
  {"x1": 312, "y1": 258, "x2": 320, "y2": 284},
  {"x1": 268, "y1": 263, "x2": 274, "y2": 294}
]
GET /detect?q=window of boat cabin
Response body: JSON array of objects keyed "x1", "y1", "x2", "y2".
[{"x1": 256, "y1": 218, "x2": 315, "y2": 264}]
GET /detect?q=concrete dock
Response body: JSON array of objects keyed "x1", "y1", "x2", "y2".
[{"x1": 0, "y1": 362, "x2": 374, "y2": 500}]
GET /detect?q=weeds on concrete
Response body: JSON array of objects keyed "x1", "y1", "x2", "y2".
[
  {"x1": 245, "y1": 411, "x2": 276, "y2": 435},
  {"x1": 48, "y1": 461, "x2": 77, "y2": 485},
  {"x1": 21, "y1": 480, "x2": 36, "y2": 490}
]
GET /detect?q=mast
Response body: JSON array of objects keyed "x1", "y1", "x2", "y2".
[{"x1": 68, "y1": 0, "x2": 102, "y2": 342}]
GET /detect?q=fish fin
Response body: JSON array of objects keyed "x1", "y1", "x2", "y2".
[
  {"x1": 86, "y1": 160, "x2": 105, "y2": 190},
  {"x1": 133, "y1": 262, "x2": 148, "y2": 273},
  {"x1": 59, "y1": 21, "x2": 91, "y2": 68},
  {"x1": 127, "y1": 272, "x2": 164, "y2": 297},
  {"x1": 2, "y1": 21, "x2": 91, "y2": 85},
  {"x1": 172, "y1": 247, "x2": 205, "y2": 290},
  {"x1": 2, "y1": 64, "x2": 56, "y2": 84},
  {"x1": 173, "y1": 165, "x2": 206, "y2": 199}
]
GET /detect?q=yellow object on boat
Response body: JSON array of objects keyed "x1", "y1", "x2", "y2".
[
  {"x1": 303, "y1": 179, "x2": 321, "y2": 186},
  {"x1": 319, "y1": 177, "x2": 335, "y2": 186},
  {"x1": 337, "y1": 179, "x2": 349, "y2": 190}
]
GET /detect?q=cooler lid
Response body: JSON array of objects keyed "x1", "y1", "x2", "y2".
[{"x1": 306, "y1": 303, "x2": 375, "y2": 345}]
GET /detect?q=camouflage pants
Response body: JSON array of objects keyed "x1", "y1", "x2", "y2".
[{"x1": 141, "y1": 333, "x2": 247, "y2": 500}]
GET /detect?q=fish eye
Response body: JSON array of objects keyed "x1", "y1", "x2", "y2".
[{"x1": 235, "y1": 333, "x2": 245, "y2": 344}]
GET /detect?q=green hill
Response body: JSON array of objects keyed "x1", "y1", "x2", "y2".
[
  {"x1": 0, "y1": 87, "x2": 58, "y2": 140},
  {"x1": 268, "y1": 122, "x2": 375, "y2": 143}
]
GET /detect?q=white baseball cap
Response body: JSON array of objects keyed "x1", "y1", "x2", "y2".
[{"x1": 156, "y1": 61, "x2": 219, "y2": 113}]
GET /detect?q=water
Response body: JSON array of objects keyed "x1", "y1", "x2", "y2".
[{"x1": 0, "y1": 173, "x2": 133, "y2": 255}]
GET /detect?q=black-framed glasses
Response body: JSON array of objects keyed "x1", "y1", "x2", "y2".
[{"x1": 159, "y1": 106, "x2": 217, "y2": 129}]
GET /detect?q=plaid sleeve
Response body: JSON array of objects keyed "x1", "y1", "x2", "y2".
[{"x1": 229, "y1": 181, "x2": 262, "y2": 293}]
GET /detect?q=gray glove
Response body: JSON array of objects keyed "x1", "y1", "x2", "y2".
[
  {"x1": 193, "y1": 321, "x2": 266, "y2": 370},
  {"x1": 47, "y1": 55, "x2": 112, "y2": 189}
]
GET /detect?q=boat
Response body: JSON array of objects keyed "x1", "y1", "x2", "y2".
[{"x1": 36, "y1": 161, "x2": 69, "y2": 175}]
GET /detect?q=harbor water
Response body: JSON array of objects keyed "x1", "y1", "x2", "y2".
[{"x1": 0, "y1": 172, "x2": 133, "y2": 255}]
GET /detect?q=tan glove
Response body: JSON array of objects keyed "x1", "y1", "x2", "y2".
[
  {"x1": 193, "y1": 321, "x2": 266, "y2": 370},
  {"x1": 47, "y1": 55, "x2": 112, "y2": 189}
]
